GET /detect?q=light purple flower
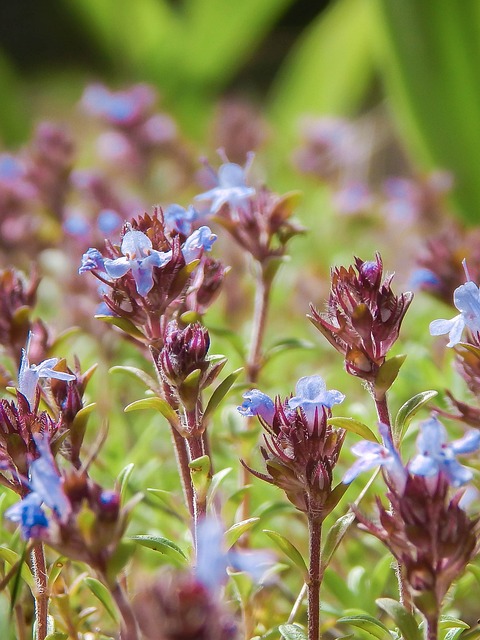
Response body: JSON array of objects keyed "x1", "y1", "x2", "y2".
[
  {"x1": 79, "y1": 248, "x2": 106, "y2": 273},
  {"x1": 343, "y1": 423, "x2": 407, "y2": 491},
  {"x1": 97, "y1": 209, "x2": 123, "y2": 235},
  {"x1": 237, "y1": 389, "x2": 275, "y2": 425},
  {"x1": 182, "y1": 226, "x2": 217, "y2": 263},
  {"x1": 18, "y1": 337, "x2": 76, "y2": 409},
  {"x1": 196, "y1": 519, "x2": 272, "y2": 592},
  {"x1": 288, "y1": 375, "x2": 344, "y2": 423},
  {"x1": 164, "y1": 203, "x2": 200, "y2": 235},
  {"x1": 103, "y1": 228, "x2": 172, "y2": 296},
  {"x1": 409, "y1": 415, "x2": 480, "y2": 487},
  {"x1": 195, "y1": 159, "x2": 255, "y2": 213},
  {"x1": 430, "y1": 280, "x2": 480, "y2": 347}
]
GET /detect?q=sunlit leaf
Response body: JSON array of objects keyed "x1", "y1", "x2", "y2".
[
  {"x1": 327, "y1": 417, "x2": 379, "y2": 442},
  {"x1": 393, "y1": 390, "x2": 438, "y2": 444},
  {"x1": 204, "y1": 368, "x2": 243, "y2": 421},
  {"x1": 109, "y1": 365, "x2": 159, "y2": 393},
  {"x1": 321, "y1": 512, "x2": 355, "y2": 573},
  {"x1": 130, "y1": 535, "x2": 187, "y2": 566},
  {"x1": 263, "y1": 530, "x2": 307, "y2": 578},
  {"x1": 279, "y1": 623, "x2": 308, "y2": 640},
  {"x1": 338, "y1": 614, "x2": 391, "y2": 639},
  {"x1": 376, "y1": 598, "x2": 422, "y2": 640},
  {"x1": 224, "y1": 518, "x2": 260, "y2": 549}
]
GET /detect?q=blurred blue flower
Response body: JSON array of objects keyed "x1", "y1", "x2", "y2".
[
  {"x1": 97, "y1": 209, "x2": 123, "y2": 235},
  {"x1": 430, "y1": 280, "x2": 480, "y2": 346},
  {"x1": 343, "y1": 423, "x2": 407, "y2": 491},
  {"x1": 182, "y1": 226, "x2": 217, "y2": 263},
  {"x1": 79, "y1": 248, "x2": 106, "y2": 274},
  {"x1": 164, "y1": 203, "x2": 200, "y2": 235},
  {"x1": 5, "y1": 436, "x2": 71, "y2": 539},
  {"x1": 195, "y1": 160, "x2": 255, "y2": 213},
  {"x1": 288, "y1": 375, "x2": 345, "y2": 423},
  {"x1": 196, "y1": 519, "x2": 272, "y2": 592},
  {"x1": 0, "y1": 154, "x2": 24, "y2": 180},
  {"x1": 18, "y1": 337, "x2": 76, "y2": 409},
  {"x1": 409, "y1": 415, "x2": 480, "y2": 487},
  {"x1": 82, "y1": 84, "x2": 155, "y2": 126},
  {"x1": 64, "y1": 213, "x2": 91, "y2": 238},
  {"x1": 409, "y1": 268, "x2": 441, "y2": 290},
  {"x1": 237, "y1": 389, "x2": 275, "y2": 424},
  {"x1": 103, "y1": 228, "x2": 172, "y2": 296}
]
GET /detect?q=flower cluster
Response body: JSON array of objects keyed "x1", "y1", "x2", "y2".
[
  {"x1": 309, "y1": 254, "x2": 413, "y2": 393},
  {"x1": 238, "y1": 375, "x2": 346, "y2": 518}
]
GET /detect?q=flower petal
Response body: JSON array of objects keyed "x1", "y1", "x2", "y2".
[{"x1": 104, "y1": 256, "x2": 131, "y2": 279}]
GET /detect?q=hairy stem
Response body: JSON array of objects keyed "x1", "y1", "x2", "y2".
[
  {"x1": 111, "y1": 580, "x2": 140, "y2": 640},
  {"x1": 31, "y1": 543, "x2": 48, "y2": 640},
  {"x1": 170, "y1": 426, "x2": 195, "y2": 518},
  {"x1": 307, "y1": 515, "x2": 322, "y2": 640},
  {"x1": 374, "y1": 395, "x2": 392, "y2": 438}
]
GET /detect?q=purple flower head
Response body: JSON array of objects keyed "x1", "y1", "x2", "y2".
[
  {"x1": 288, "y1": 375, "x2": 345, "y2": 424},
  {"x1": 164, "y1": 203, "x2": 200, "y2": 235},
  {"x1": 182, "y1": 226, "x2": 217, "y2": 263},
  {"x1": 430, "y1": 280, "x2": 480, "y2": 347},
  {"x1": 343, "y1": 423, "x2": 407, "y2": 491},
  {"x1": 18, "y1": 335, "x2": 76, "y2": 409},
  {"x1": 409, "y1": 415, "x2": 480, "y2": 487},
  {"x1": 79, "y1": 248, "x2": 106, "y2": 274},
  {"x1": 196, "y1": 519, "x2": 272, "y2": 592},
  {"x1": 103, "y1": 228, "x2": 172, "y2": 297},
  {"x1": 195, "y1": 155, "x2": 255, "y2": 213},
  {"x1": 237, "y1": 389, "x2": 275, "y2": 425}
]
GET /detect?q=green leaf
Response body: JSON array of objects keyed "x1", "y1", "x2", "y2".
[
  {"x1": 376, "y1": 597, "x2": 422, "y2": 640},
  {"x1": 84, "y1": 577, "x2": 120, "y2": 623},
  {"x1": 188, "y1": 455, "x2": 211, "y2": 502},
  {"x1": 264, "y1": 338, "x2": 315, "y2": 363},
  {"x1": 116, "y1": 463, "x2": 135, "y2": 503},
  {"x1": 207, "y1": 467, "x2": 233, "y2": 508},
  {"x1": 321, "y1": 512, "x2": 355, "y2": 573},
  {"x1": 0, "y1": 546, "x2": 34, "y2": 590},
  {"x1": 95, "y1": 315, "x2": 146, "y2": 340},
  {"x1": 130, "y1": 535, "x2": 187, "y2": 566},
  {"x1": 48, "y1": 556, "x2": 67, "y2": 587},
  {"x1": 375, "y1": 354, "x2": 407, "y2": 399},
  {"x1": 109, "y1": 365, "x2": 159, "y2": 393},
  {"x1": 204, "y1": 368, "x2": 243, "y2": 421},
  {"x1": 278, "y1": 623, "x2": 308, "y2": 640},
  {"x1": 338, "y1": 614, "x2": 392, "y2": 640},
  {"x1": 393, "y1": 390, "x2": 438, "y2": 444},
  {"x1": 45, "y1": 633, "x2": 68, "y2": 640},
  {"x1": 327, "y1": 417, "x2": 379, "y2": 443},
  {"x1": 263, "y1": 530, "x2": 307, "y2": 578},
  {"x1": 224, "y1": 518, "x2": 260, "y2": 548},
  {"x1": 439, "y1": 616, "x2": 469, "y2": 630},
  {"x1": 124, "y1": 397, "x2": 180, "y2": 429}
]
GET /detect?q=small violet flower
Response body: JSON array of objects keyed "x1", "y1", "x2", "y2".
[
  {"x1": 164, "y1": 203, "x2": 200, "y2": 236},
  {"x1": 288, "y1": 375, "x2": 345, "y2": 423},
  {"x1": 195, "y1": 157, "x2": 255, "y2": 213},
  {"x1": 237, "y1": 389, "x2": 275, "y2": 425},
  {"x1": 429, "y1": 280, "x2": 480, "y2": 347},
  {"x1": 182, "y1": 226, "x2": 217, "y2": 263},
  {"x1": 5, "y1": 436, "x2": 71, "y2": 539},
  {"x1": 196, "y1": 519, "x2": 272, "y2": 592},
  {"x1": 18, "y1": 338, "x2": 76, "y2": 409},
  {"x1": 409, "y1": 415, "x2": 480, "y2": 487},
  {"x1": 103, "y1": 228, "x2": 172, "y2": 297},
  {"x1": 343, "y1": 423, "x2": 407, "y2": 491}
]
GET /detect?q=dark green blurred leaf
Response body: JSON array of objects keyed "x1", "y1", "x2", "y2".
[
  {"x1": 376, "y1": 597, "x2": 422, "y2": 640},
  {"x1": 84, "y1": 577, "x2": 120, "y2": 623}
]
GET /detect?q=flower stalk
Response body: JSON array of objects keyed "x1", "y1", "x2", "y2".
[{"x1": 31, "y1": 542, "x2": 49, "y2": 640}]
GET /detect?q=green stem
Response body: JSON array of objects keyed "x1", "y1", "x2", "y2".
[{"x1": 111, "y1": 580, "x2": 140, "y2": 640}]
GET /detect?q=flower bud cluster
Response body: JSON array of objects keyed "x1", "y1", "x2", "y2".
[{"x1": 309, "y1": 253, "x2": 412, "y2": 386}]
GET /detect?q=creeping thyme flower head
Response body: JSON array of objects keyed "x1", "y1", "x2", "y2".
[
  {"x1": 430, "y1": 278, "x2": 480, "y2": 347},
  {"x1": 238, "y1": 375, "x2": 346, "y2": 517},
  {"x1": 309, "y1": 253, "x2": 413, "y2": 386},
  {"x1": 79, "y1": 209, "x2": 220, "y2": 344},
  {"x1": 353, "y1": 471, "x2": 479, "y2": 620}
]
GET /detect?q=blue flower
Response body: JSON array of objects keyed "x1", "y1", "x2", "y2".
[
  {"x1": 288, "y1": 375, "x2": 345, "y2": 423},
  {"x1": 164, "y1": 204, "x2": 200, "y2": 235},
  {"x1": 196, "y1": 519, "x2": 272, "y2": 592},
  {"x1": 18, "y1": 337, "x2": 76, "y2": 409},
  {"x1": 343, "y1": 423, "x2": 407, "y2": 491},
  {"x1": 182, "y1": 226, "x2": 217, "y2": 263},
  {"x1": 82, "y1": 84, "x2": 154, "y2": 125},
  {"x1": 430, "y1": 280, "x2": 480, "y2": 347},
  {"x1": 79, "y1": 248, "x2": 106, "y2": 274},
  {"x1": 97, "y1": 209, "x2": 123, "y2": 235},
  {"x1": 5, "y1": 436, "x2": 71, "y2": 539},
  {"x1": 409, "y1": 415, "x2": 480, "y2": 487},
  {"x1": 195, "y1": 159, "x2": 255, "y2": 213},
  {"x1": 103, "y1": 228, "x2": 172, "y2": 297},
  {"x1": 409, "y1": 268, "x2": 441, "y2": 290},
  {"x1": 237, "y1": 389, "x2": 275, "y2": 425}
]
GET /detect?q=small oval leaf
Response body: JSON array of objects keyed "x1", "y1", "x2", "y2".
[
  {"x1": 394, "y1": 390, "x2": 438, "y2": 444},
  {"x1": 338, "y1": 614, "x2": 392, "y2": 639},
  {"x1": 263, "y1": 530, "x2": 308, "y2": 578},
  {"x1": 376, "y1": 597, "x2": 422, "y2": 640},
  {"x1": 84, "y1": 577, "x2": 120, "y2": 623},
  {"x1": 204, "y1": 367, "x2": 244, "y2": 421},
  {"x1": 327, "y1": 417, "x2": 379, "y2": 443},
  {"x1": 124, "y1": 397, "x2": 179, "y2": 428},
  {"x1": 95, "y1": 315, "x2": 146, "y2": 340},
  {"x1": 109, "y1": 365, "x2": 158, "y2": 393},
  {"x1": 130, "y1": 535, "x2": 187, "y2": 566},
  {"x1": 224, "y1": 518, "x2": 260, "y2": 548},
  {"x1": 279, "y1": 623, "x2": 308, "y2": 640}
]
